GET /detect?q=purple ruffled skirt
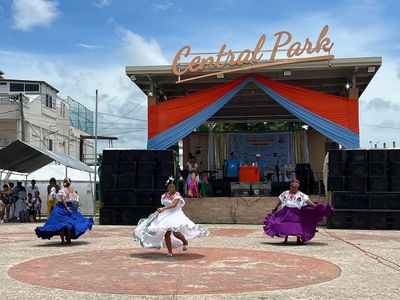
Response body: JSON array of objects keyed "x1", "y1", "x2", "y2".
[{"x1": 263, "y1": 204, "x2": 334, "y2": 242}]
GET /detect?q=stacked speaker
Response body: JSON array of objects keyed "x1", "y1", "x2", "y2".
[
  {"x1": 327, "y1": 149, "x2": 400, "y2": 229},
  {"x1": 100, "y1": 149, "x2": 175, "y2": 225}
]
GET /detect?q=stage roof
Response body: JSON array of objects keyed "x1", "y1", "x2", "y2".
[{"x1": 126, "y1": 57, "x2": 381, "y2": 123}]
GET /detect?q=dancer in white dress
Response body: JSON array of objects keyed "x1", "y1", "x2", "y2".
[{"x1": 133, "y1": 179, "x2": 209, "y2": 256}]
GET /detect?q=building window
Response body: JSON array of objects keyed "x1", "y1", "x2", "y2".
[
  {"x1": 48, "y1": 139, "x2": 53, "y2": 151},
  {"x1": 25, "y1": 83, "x2": 40, "y2": 92},
  {"x1": 10, "y1": 83, "x2": 24, "y2": 92},
  {"x1": 45, "y1": 94, "x2": 55, "y2": 110},
  {"x1": 60, "y1": 102, "x2": 66, "y2": 118}
]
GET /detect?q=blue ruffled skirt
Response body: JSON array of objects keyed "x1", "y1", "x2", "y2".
[{"x1": 35, "y1": 202, "x2": 93, "y2": 240}]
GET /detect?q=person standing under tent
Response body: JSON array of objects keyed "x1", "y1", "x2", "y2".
[
  {"x1": 46, "y1": 178, "x2": 60, "y2": 218},
  {"x1": 254, "y1": 153, "x2": 266, "y2": 182},
  {"x1": 35, "y1": 178, "x2": 93, "y2": 245},
  {"x1": 225, "y1": 152, "x2": 241, "y2": 182},
  {"x1": 263, "y1": 179, "x2": 334, "y2": 244},
  {"x1": 133, "y1": 178, "x2": 209, "y2": 256}
]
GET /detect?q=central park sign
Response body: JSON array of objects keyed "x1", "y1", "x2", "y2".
[{"x1": 172, "y1": 25, "x2": 334, "y2": 83}]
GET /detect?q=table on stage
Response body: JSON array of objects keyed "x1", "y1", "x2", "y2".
[{"x1": 239, "y1": 166, "x2": 260, "y2": 182}]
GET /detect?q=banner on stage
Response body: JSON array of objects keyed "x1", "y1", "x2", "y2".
[{"x1": 226, "y1": 132, "x2": 294, "y2": 167}]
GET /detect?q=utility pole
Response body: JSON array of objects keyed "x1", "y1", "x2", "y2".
[
  {"x1": 93, "y1": 89, "x2": 99, "y2": 221},
  {"x1": 18, "y1": 93, "x2": 25, "y2": 141}
]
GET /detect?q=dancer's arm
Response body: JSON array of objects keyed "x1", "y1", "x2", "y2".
[
  {"x1": 60, "y1": 194, "x2": 72, "y2": 212},
  {"x1": 306, "y1": 199, "x2": 316, "y2": 206},
  {"x1": 157, "y1": 198, "x2": 180, "y2": 212},
  {"x1": 273, "y1": 200, "x2": 281, "y2": 211}
]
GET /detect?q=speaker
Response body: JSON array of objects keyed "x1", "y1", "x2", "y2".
[
  {"x1": 369, "y1": 212, "x2": 400, "y2": 230},
  {"x1": 102, "y1": 150, "x2": 121, "y2": 163},
  {"x1": 155, "y1": 175, "x2": 170, "y2": 189},
  {"x1": 328, "y1": 163, "x2": 346, "y2": 176},
  {"x1": 119, "y1": 162, "x2": 136, "y2": 175},
  {"x1": 135, "y1": 150, "x2": 157, "y2": 162},
  {"x1": 346, "y1": 150, "x2": 367, "y2": 163},
  {"x1": 368, "y1": 150, "x2": 387, "y2": 163},
  {"x1": 136, "y1": 189, "x2": 164, "y2": 206},
  {"x1": 211, "y1": 181, "x2": 231, "y2": 197},
  {"x1": 347, "y1": 163, "x2": 367, "y2": 176},
  {"x1": 103, "y1": 189, "x2": 137, "y2": 206},
  {"x1": 157, "y1": 162, "x2": 174, "y2": 176},
  {"x1": 388, "y1": 150, "x2": 400, "y2": 163},
  {"x1": 271, "y1": 182, "x2": 291, "y2": 196},
  {"x1": 351, "y1": 211, "x2": 369, "y2": 229},
  {"x1": 328, "y1": 150, "x2": 344, "y2": 163},
  {"x1": 231, "y1": 182, "x2": 251, "y2": 197},
  {"x1": 327, "y1": 211, "x2": 351, "y2": 229},
  {"x1": 137, "y1": 175, "x2": 154, "y2": 189},
  {"x1": 347, "y1": 176, "x2": 366, "y2": 192},
  {"x1": 100, "y1": 206, "x2": 121, "y2": 225},
  {"x1": 119, "y1": 150, "x2": 137, "y2": 162},
  {"x1": 390, "y1": 176, "x2": 400, "y2": 191},
  {"x1": 156, "y1": 150, "x2": 174, "y2": 163},
  {"x1": 100, "y1": 206, "x2": 158, "y2": 225},
  {"x1": 370, "y1": 193, "x2": 400, "y2": 210},
  {"x1": 138, "y1": 162, "x2": 157, "y2": 175},
  {"x1": 101, "y1": 162, "x2": 117, "y2": 175},
  {"x1": 328, "y1": 176, "x2": 346, "y2": 191},
  {"x1": 388, "y1": 163, "x2": 400, "y2": 176},
  {"x1": 118, "y1": 175, "x2": 136, "y2": 189},
  {"x1": 332, "y1": 192, "x2": 369, "y2": 209},
  {"x1": 368, "y1": 176, "x2": 388, "y2": 192},
  {"x1": 369, "y1": 163, "x2": 387, "y2": 176},
  {"x1": 101, "y1": 175, "x2": 118, "y2": 189}
]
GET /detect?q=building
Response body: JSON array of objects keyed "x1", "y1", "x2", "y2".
[{"x1": 0, "y1": 79, "x2": 95, "y2": 164}]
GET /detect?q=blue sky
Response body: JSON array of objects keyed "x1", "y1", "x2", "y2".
[{"x1": 1, "y1": 0, "x2": 400, "y2": 149}]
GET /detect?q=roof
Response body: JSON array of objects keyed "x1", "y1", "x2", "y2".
[
  {"x1": 0, "y1": 140, "x2": 94, "y2": 174},
  {"x1": 126, "y1": 57, "x2": 381, "y2": 123},
  {"x1": 0, "y1": 79, "x2": 59, "y2": 93}
]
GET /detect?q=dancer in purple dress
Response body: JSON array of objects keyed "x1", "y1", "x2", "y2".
[{"x1": 263, "y1": 179, "x2": 334, "y2": 244}]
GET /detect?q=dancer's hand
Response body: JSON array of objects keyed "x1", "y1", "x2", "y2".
[
  {"x1": 157, "y1": 207, "x2": 165, "y2": 213},
  {"x1": 66, "y1": 207, "x2": 72, "y2": 212}
]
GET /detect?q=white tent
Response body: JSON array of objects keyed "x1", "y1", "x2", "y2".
[{"x1": 0, "y1": 140, "x2": 97, "y2": 216}]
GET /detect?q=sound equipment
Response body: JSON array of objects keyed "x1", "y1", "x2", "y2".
[
  {"x1": 102, "y1": 150, "x2": 121, "y2": 163},
  {"x1": 103, "y1": 189, "x2": 137, "y2": 206},
  {"x1": 118, "y1": 175, "x2": 136, "y2": 189},
  {"x1": 251, "y1": 182, "x2": 271, "y2": 196},
  {"x1": 136, "y1": 189, "x2": 165, "y2": 206},
  {"x1": 368, "y1": 150, "x2": 387, "y2": 163},
  {"x1": 388, "y1": 149, "x2": 400, "y2": 163},
  {"x1": 390, "y1": 176, "x2": 400, "y2": 191},
  {"x1": 101, "y1": 162, "x2": 117, "y2": 175},
  {"x1": 328, "y1": 149, "x2": 344, "y2": 163},
  {"x1": 120, "y1": 150, "x2": 137, "y2": 162},
  {"x1": 332, "y1": 192, "x2": 369, "y2": 209},
  {"x1": 156, "y1": 150, "x2": 174, "y2": 162},
  {"x1": 328, "y1": 163, "x2": 346, "y2": 176},
  {"x1": 135, "y1": 150, "x2": 157, "y2": 162},
  {"x1": 388, "y1": 163, "x2": 400, "y2": 176},
  {"x1": 138, "y1": 162, "x2": 157, "y2": 175},
  {"x1": 157, "y1": 162, "x2": 174, "y2": 176},
  {"x1": 347, "y1": 176, "x2": 366, "y2": 192},
  {"x1": 100, "y1": 206, "x2": 157, "y2": 225},
  {"x1": 295, "y1": 164, "x2": 314, "y2": 194},
  {"x1": 230, "y1": 182, "x2": 251, "y2": 197},
  {"x1": 347, "y1": 163, "x2": 367, "y2": 176},
  {"x1": 155, "y1": 175, "x2": 170, "y2": 189},
  {"x1": 346, "y1": 150, "x2": 367, "y2": 163},
  {"x1": 368, "y1": 176, "x2": 387, "y2": 192},
  {"x1": 271, "y1": 182, "x2": 291, "y2": 196},
  {"x1": 101, "y1": 175, "x2": 118, "y2": 189},
  {"x1": 328, "y1": 176, "x2": 346, "y2": 191},
  {"x1": 119, "y1": 162, "x2": 136, "y2": 174},
  {"x1": 211, "y1": 181, "x2": 231, "y2": 197},
  {"x1": 369, "y1": 163, "x2": 387, "y2": 176},
  {"x1": 327, "y1": 210, "x2": 369, "y2": 229},
  {"x1": 136, "y1": 175, "x2": 154, "y2": 189}
]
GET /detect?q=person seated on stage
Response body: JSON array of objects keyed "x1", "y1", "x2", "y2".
[
  {"x1": 225, "y1": 152, "x2": 241, "y2": 182},
  {"x1": 185, "y1": 156, "x2": 200, "y2": 197},
  {"x1": 254, "y1": 153, "x2": 266, "y2": 182}
]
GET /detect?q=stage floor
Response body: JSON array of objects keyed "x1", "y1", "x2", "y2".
[{"x1": 0, "y1": 223, "x2": 399, "y2": 299}]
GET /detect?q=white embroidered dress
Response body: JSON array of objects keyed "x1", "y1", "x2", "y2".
[
  {"x1": 133, "y1": 191, "x2": 209, "y2": 248},
  {"x1": 279, "y1": 190, "x2": 309, "y2": 209}
]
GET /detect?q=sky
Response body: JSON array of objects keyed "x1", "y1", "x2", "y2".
[{"x1": 1, "y1": 0, "x2": 400, "y2": 150}]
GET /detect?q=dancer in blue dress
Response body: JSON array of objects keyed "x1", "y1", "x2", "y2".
[{"x1": 35, "y1": 178, "x2": 93, "y2": 245}]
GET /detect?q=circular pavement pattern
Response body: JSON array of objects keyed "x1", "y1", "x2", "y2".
[{"x1": 9, "y1": 248, "x2": 341, "y2": 295}]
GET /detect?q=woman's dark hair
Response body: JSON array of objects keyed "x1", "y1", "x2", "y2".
[
  {"x1": 63, "y1": 178, "x2": 72, "y2": 187},
  {"x1": 49, "y1": 177, "x2": 56, "y2": 184}
]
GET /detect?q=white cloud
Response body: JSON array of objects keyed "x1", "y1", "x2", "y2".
[
  {"x1": 77, "y1": 43, "x2": 104, "y2": 50},
  {"x1": 151, "y1": 2, "x2": 182, "y2": 12},
  {"x1": 118, "y1": 27, "x2": 169, "y2": 65},
  {"x1": 93, "y1": 0, "x2": 112, "y2": 8},
  {"x1": 12, "y1": 0, "x2": 59, "y2": 31},
  {"x1": 0, "y1": 28, "x2": 169, "y2": 150}
]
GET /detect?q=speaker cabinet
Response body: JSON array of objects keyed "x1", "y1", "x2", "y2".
[
  {"x1": 100, "y1": 206, "x2": 158, "y2": 225},
  {"x1": 388, "y1": 163, "x2": 400, "y2": 176},
  {"x1": 155, "y1": 150, "x2": 174, "y2": 163},
  {"x1": 136, "y1": 189, "x2": 165, "y2": 206},
  {"x1": 101, "y1": 162, "x2": 117, "y2": 175},
  {"x1": 328, "y1": 150, "x2": 344, "y2": 163},
  {"x1": 347, "y1": 176, "x2": 366, "y2": 192},
  {"x1": 137, "y1": 175, "x2": 154, "y2": 189},
  {"x1": 369, "y1": 163, "x2": 387, "y2": 176},
  {"x1": 211, "y1": 182, "x2": 231, "y2": 197},
  {"x1": 390, "y1": 176, "x2": 400, "y2": 191},
  {"x1": 157, "y1": 162, "x2": 174, "y2": 176},
  {"x1": 333, "y1": 192, "x2": 369, "y2": 209},
  {"x1": 329, "y1": 163, "x2": 346, "y2": 176},
  {"x1": 101, "y1": 175, "x2": 118, "y2": 189},
  {"x1": 138, "y1": 162, "x2": 157, "y2": 175},
  {"x1": 102, "y1": 150, "x2": 121, "y2": 163},
  {"x1": 103, "y1": 189, "x2": 137, "y2": 206},
  {"x1": 346, "y1": 150, "x2": 367, "y2": 163},
  {"x1": 347, "y1": 163, "x2": 367, "y2": 176},
  {"x1": 135, "y1": 150, "x2": 157, "y2": 162},
  {"x1": 119, "y1": 162, "x2": 136, "y2": 175},
  {"x1": 368, "y1": 150, "x2": 387, "y2": 163},
  {"x1": 368, "y1": 177, "x2": 388, "y2": 192},
  {"x1": 328, "y1": 176, "x2": 346, "y2": 191},
  {"x1": 118, "y1": 175, "x2": 136, "y2": 189},
  {"x1": 388, "y1": 150, "x2": 400, "y2": 163}
]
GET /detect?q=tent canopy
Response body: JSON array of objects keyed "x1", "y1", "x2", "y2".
[
  {"x1": 148, "y1": 75, "x2": 359, "y2": 150},
  {"x1": 0, "y1": 140, "x2": 94, "y2": 174}
]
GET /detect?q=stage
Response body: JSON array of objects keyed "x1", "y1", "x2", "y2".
[{"x1": 183, "y1": 195, "x2": 327, "y2": 224}]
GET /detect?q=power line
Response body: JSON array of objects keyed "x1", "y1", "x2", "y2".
[
  {"x1": 0, "y1": 109, "x2": 19, "y2": 115},
  {"x1": 24, "y1": 119, "x2": 48, "y2": 149},
  {"x1": 360, "y1": 124, "x2": 400, "y2": 130},
  {"x1": 97, "y1": 111, "x2": 146, "y2": 121}
]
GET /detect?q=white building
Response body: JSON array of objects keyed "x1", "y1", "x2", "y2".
[{"x1": 0, "y1": 79, "x2": 95, "y2": 164}]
